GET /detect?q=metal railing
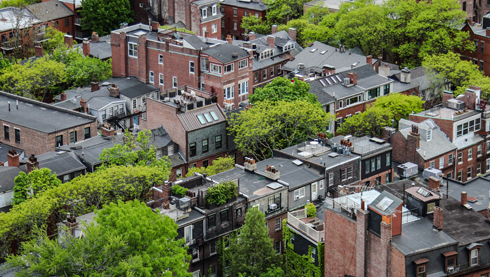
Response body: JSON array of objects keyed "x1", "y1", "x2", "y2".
[
  {"x1": 333, "y1": 196, "x2": 360, "y2": 216},
  {"x1": 75, "y1": 18, "x2": 82, "y2": 26},
  {"x1": 287, "y1": 209, "x2": 324, "y2": 242}
]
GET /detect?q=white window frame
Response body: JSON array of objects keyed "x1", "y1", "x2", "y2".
[
  {"x1": 142, "y1": 97, "x2": 146, "y2": 105},
  {"x1": 224, "y1": 85, "x2": 234, "y2": 100},
  {"x1": 329, "y1": 173, "x2": 334, "y2": 186},
  {"x1": 202, "y1": 26, "x2": 207, "y2": 35},
  {"x1": 233, "y1": 21, "x2": 237, "y2": 30},
  {"x1": 275, "y1": 241, "x2": 281, "y2": 254},
  {"x1": 212, "y1": 4, "x2": 217, "y2": 15},
  {"x1": 477, "y1": 163, "x2": 482, "y2": 174},
  {"x1": 184, "y1": 225, "x2": 192, "y2": 244},
  {"x1": 189, "y1": 61, "x2": 195, "y2": 74},
  {"x1": 458, "y1": 152, "x2": 463, "y2": 164},
  {"x1": 294, "y1": 187, "x2": 305, "y2": 200},
  {"x1": 224, "y1": 63, "x2": 234, "y2": 74},
  {"x1": 478, "y1": 144, "x2": 482, "y2": 156},
  {"x1": 158, "y1": 54, "x2": 163, "y2": 64},
  {"x1": 202, "y1": 7, "x2": 208, "y2": 18},
  {"x1": 193, "y1": 269, "x2": 200, "y2": 277},
  {"x1": 471, "y1": 248, "x2": 479, "y2": 266},
  {"x1": 439, "y1": 157, "x2": 444, "y2": 169},
  {"x1": 159, "y1": 73, "x2": 164, "y2": 85},
  {"x1": 238, "y1": 59, "x2": 248, "y2": 69},
  {"x1": 468, "y1": 149, "x2": 473, "y2": 161},
  {"x1": 212, "y1": 24, "x2": 217, "y2": 34},
  {"x1": 430, "y1": 160, "x2": 435, "y2": 169},
  {"x1": 468, "y1": 166, "x2": 473, "y2": 180},
  {"x1": 238, "y1": 80, "x2": 248, "y2": 95},
  {"x1": 448, "y1": 154, "x2": 453, "y2": 165},
  {"x1": 275, "y1": 218, "x2": 281, "y2": 231},
  {"x1": 149, "y1": 71, "x2": 154, "y2": 83},
  {"x1": 172, "y1": 76, "x2": 177, "y2": 88},
  {"x1": 128, "y1": 42, "x2": 138, "y2": 57},
  {"x1": 319, "y1": 180, "x2": 324, "y2": 190},
  {"x1": 210, "y1": 64, "x2": 222, "y2": 74},
  {"x1": 427, "y1": 129, "x2": 432, "y2": 141}
]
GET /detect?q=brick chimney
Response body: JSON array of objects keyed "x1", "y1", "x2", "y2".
[
  {"x1": 109, "y1": 84, "x2": 120, "y2": 98},
  {"x1": 101, "y1": 124, "x2": 115, "y2": 137},
  {"x1": 407, "y1": 125, "x2": 420, "y2": 162},
  {"x1": 64, "y1": 34, "x2": 73, "y2": 48},
  {"x1": 464, "y1": 87, "x2": 479, "y2": 110},
  {"x1": 429, "y1": 176, "x2": 441, "y2": 191},
  {"x1": 91, "y1": 81, "x2": 99, "y2": 92},
  {"x1": 91, "y1": 32, "x2": 99, "y2": 42},
  {"x1": 433, "y1": 206, "x2": 443, "y2": 230},
  {"x1": 82, "y1": 38, "x2": 90, "y2": 57},
  {"x1": 152, "y1": 182, "x2": 172, "y2": 207},
  {"x1": 366, "y1": 55, "x2": 373, "y2": 66},
  {"x1": 7, "y1": 149, "x2": 19, "y2": 167},
  {"x1": 34, "y1": 44, "x2": 43, "y2": 57},
  {"x1": 226, "y1": 35, "x2": 233, "y2": 44},
  {"x1": 347, "y1": 72, "x2": 357, "y2": 85},
  {"x1": 80, "y1": 99, "x2": 87, "y2": 113},
  {"x1": 26, "y1": 154, "x2": 39, "y2": 173},
  {"x1": 151, "y1": 21, "x2": 160, "y2": 32},
  {"x1": 0, "y1": 161, "x2": 4, "y2": 166},
  {"x1": 442, "y1": 90, "x2": 454, "y2": 107},
  {"x1": 271, "y1": 24, "x2": 278, "y2": 34},
  {"x1": 60, "y1": 92, "x2": 67, "y2": 101},
  {"x1": 249, "y1": 31, "x2": 256, "y2": 41},
  {"x1": 288, "y1": 28, "x2": 296, "y2": 41},
  {"x1": 461, "y1": 191, "x2": 467, "y2": 206},
  {"x1": 267, "y1": 35, "x2": 275, "y2": 48}
]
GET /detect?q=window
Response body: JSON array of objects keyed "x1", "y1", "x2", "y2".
[
  {"x1": 457, "y1": 170, "x2": 462, "y2": 181},
  {"x1": 159, "y1": 73, "x2": 163, "y2": 85},
  {"x1": 189, "y1": 61, "x2": 195, "y2": 73},
  {"x1": 200, "y1": 82, "x2": 205, "y2": 91},
  {"x1": 84, "y1": 127, "x2": 90, "y2": 139},
  {"x1": 4, "y1": 125, "x2": 9, "y2": 140},
  {"x1": 142, "y1": 97, "x2": 146, "y2": 105},
  {"x1": 244, "y1": 10, "x2": 248, "y2": 17},
  {"x1": 149, "y1": 71, "x2": 154, "y2": 83},
  {"x1": 481, "y1": 61, "x2": 484, "y2": 72},
  {"x1": 477, "y1": 163, "x2": 482, "y2": 174},
  {"x1": 233, "y1": 21, "x2": 237, "y2": 30},
  {"x1": 70, "y1": 131, "x2": 77, "y2": 143},
  {"x1": 319, "y1": 180, "x2": 324, "y2": 190},
  {"x1": 202, "y1": 7, "x2": 208, "y2": 18},
  {"x1": 239, "y1": 81, "x2": 249, "y2": 95},
  {"x1": 55, "y1": 135, "x2": 63, "y2": 147},
  {"x1": 254, "y1": 72, "x2": 258, "y2": 82},
  {"x1": 184, "y1": 225, "x2": 192, "y2": 243},
  {"x1": 158, "y1": 54, "x2": 163, "y2": 64},
  {"x1": 468, "y1": 166, "x2": 472, "y2": 179},
  {"x1": 215, "y1": 135, "x2": 222, "y2": 149},
  {"x1": 176, "y1": 168, "x2": 182, "y2": 177},
  {"x1": 233, "y1": 8, "x2": 237, "y2": 16},
  {"x1": 167, "y1": 145, "x2": 174, "y2": 156},
  {"x1": 239, "y1": 59, "x2": 248, "y2": 69},
  {"x1": 365, "y1": 160, "x2": 370, "y2": 174},
  {"x1": 417, "y1": 264, "x2": 426, "y2": 277},
  {"x1": 329, "y1": 173, "x2": 334, "y2": 186},
  {"x1": 275, "y1": 241, "x2": 281, "y2": 253},
  {"x1": 383, "y1": 84, "x2": 390, "y2": 95},
  {"x1": 430, "y1": 161, "x2": 435, "y2": 168},
  {"x1": 210, "y1": 264, "x2": 217, "y2": 277},
  {"x1": 463, "y1": 1, "x2": 466, "y2": 10},
  {"x1": 478, "y1": 145, "x2": 482, "y2": 156},
  {"x1": 224, "y1": 64, "x2": 234, "y2": 73},
  {"x1": 439, "y1": 157, "x2": 444, "y2": 169},
  {"x1": 371, "y1": 158, "x2": 375, "y2": 172},
  {"x1": 201, "y1": 57, "x2": 209, "y2": 71},
  {"x1": 210, "y1": 64, "x2": 222, "y2": 74},
  {"x1": 190, "y1": 143, "x2": 196, "y2": 157},
  {"x1": 203, "y1": 159, "x2": 209, "y2": 167},
  {"x1": 458, "y1": 152, "x2": 463, "y2": 164},
  {"x1": 224, "y1": 86, "x2": 234, "y2": 99},
  {"x1": 128, "y1": 43, "x2": 138, "y2": 57},
  {"x1": 457, "y1": 118, "x2": 481, "y2": 137},
  {"x1": 172, "y1": 77, "x2": 177, "y2": 88},
  {"x1": 236, "y1": 207, "x2": 242, "y2": 218},
  {"x1": 427, "y1": 129, "x2": 432, "y2": 141},
  {"x1": 377, "y1": 156, "x2": 381, "y2": 170},
  {"x1": 220, "y1": 209, "x2": 228, "y2": 222},
  {"x1": 386, "y1": 153, "x2": 391, "y2": 167},
  {"x1": 255, "y1": 12, "x2": 259, "y2": 18},
  {"x1": 449, "y1": 154, "x2": 453, "y2": 165},
  {"x1": 475, "y1": 40, "x2": 479, "y2": 51},
  {"x1": 54, "y1": 20, "x2": 58, "y2": 27},
  {"x1": 294, "y1": 187, "x2": 305, "y2": 199},
  {"x1": 347, "y1": 95, "x2": 361, "y2": 106},
  {"x1": 347, "y1": 167, "x2": 353, "y2": 179},
  {"x1": 64, "y1": 18, "x2": 69, "y2": 26},
  {"x1": 275, "y1": 218, "x2": 281, "y2": 231},
  {"x1": 192, "y1": 250, "x2": 199, "y2": 262},
  {"x1": 469, "y1": 149, "x2": 473, "y2": 160},
  {"x1": 221, "y1": 18, "x2": 225, "y2": 27},
  {"x1": 13, "y1": 128, "x2": 20, "y2": 143},
  {"x1": 341, "y1": 168, "x2": 347, "y2": 181},
  {"x1": 212, "y1": 24, "x2": 217, "y2": 34},
  {"x1": 339, "y1": 100, "x2": 343, "y2": 108},
  {"x1": 487, "y1": 158, "x2": 490, "y2": 172},
  {"x1": 368, "y1": 87, "x2": 381, "y2": 99},
  {"x1": 208, "y1": 214, "x2": 216, "y2": 228},
  {"x1": 263, "y1": 69, "x2": 267, "y2": 79},
  {"x1": 471, "y1": 248, "x2": 479, "y2": 266},
  {"x1": 212, "y1": 4, "x2": 217, "y2": 15},
  {"x1": 270, "y1": 67, "x2": 274, "y2": 77}
]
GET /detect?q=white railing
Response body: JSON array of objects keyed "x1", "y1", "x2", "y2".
[
  {"x1": 287, "y1": 210, "x2": 324, "y2": 242},
  {"x1": 333, "y1": 196, "x2": 360, "y2": 216}
]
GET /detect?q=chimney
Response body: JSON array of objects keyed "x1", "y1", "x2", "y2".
[
  {"x1": 249, "y1": 31, "x2": 256, "y2": 41},
  {"x1": 91, "y1": 32, "x2": 99, "y2": 42},
  {"x1": 34, "y1": 44, "x2": 43, "y2": 57},
  {"x1": 151, "y1": 21, "x2": 160, "y2": 32},
  {"x1": 382, "y1": 126, "x2": 395, "y2": 142},
  {"x1": 487, "y1": 27, "x2": 490, "y2": 37},
  {"x1": 226, "y1": 35, "x2": 233, "y2": 45},
  {"x1": 461, "y1": 191, "x2": 467, "y2": 206},
  {"x1": 464, "y1": 87, "x2": 479, "y2": 110},
  {"x1": 7, "y1": 149, "x2": 19, "y2": 167},
  {"x1": 82, "y1": 38, "x2": 90, "y2": 57},
  {"x1": 0, "y1": 161, "x2": 4, "y2": 166},
  {"x1": 366, "y1": 55, "x2": 373, "y2": 66},
  {"x1": 271, "y1": 24, "x2": 278, "y2": 34},
  {"x1": 267, "y1": 35, "x2": 275, "y2": 48},
  {"x1": 428, "y1": 176, "x2": 441, "y2": 191},
  {"x1": 442, "y1": 90, "x2": 454, "y2": 107},
  {"x1": 433, "y1": 206, "x2": 443, "y2": 230},
  {"x1": 64, "y1": 34, "x2": 73, "y2": 48},
  {"x1": 347, "y1": 72, "x2": 357, "y2": 85},
  {"x1": 378, "y1": 65, "x2": 390, "y2": 77},
  {"x1": 109, "y1": 84, "x2": 120, "y2": 98},
  {"x1": 91, "y1": 81, "x2": 99, "y2": 92},
  {"x1": 288, "y1": 28, "x2": 296, "y2": 41},
  {"x1": 101, "y1": 125, "x2": 115, "y2": 137},
  {"x1": 407, "y1": 125, "x2": 420, "y2": 162},
  {"x1": 400, "y1": 67, "x2": 411, "y2": 83},
  {"x1": 80, "y1": 99, "x2": 87, "y2": 113},
  {"x1": 60, "y1": 92, "x2": 67, "y2": 101},
  {"x1": 26, "y1": 154, "x2": 39, "y2": 173}
]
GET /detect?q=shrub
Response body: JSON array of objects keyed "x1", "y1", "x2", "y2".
[
  {"x1": 306, "y1": 203, "x2": 316, "y2": 218},
  {"x1": 206, "y1": 181, "x2": 237, "y2": 205},
  {"x1": 171, "y1": 185, "x2": 188, "y2": 197}
]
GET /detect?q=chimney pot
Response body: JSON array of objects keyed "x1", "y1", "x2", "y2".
[
  {"x1": 34, "y1": 44, "x2": 43, "y2": 57},
  {"x1": 91, "y1": 32, "x2": 99, "y2": 42},
  {"x1": 226, "y1": 35, "x2": 233, "y2": 45},
  {"x1": 27, "y1": 154, "x2": 39, "y2": 173},
  {"x1": 91, "y1": 81, "x2": 99, "y2": 92},
  {"x1": 366, "y1": 55, "x2": 373, "y2": 66},
  {"x1": 64, "y1": 34, "x2": 73, "y2": 48},
  {"x1": 271, "y1": 24, "x2": 278, "y2": 34},
  {"x1": 288, "y1": 28, "x2": 297, "y2": 41},
  {"x1": 151, "y1": 21, "x2": 160, "y2": 32},
  {"x1": 80, "y1": 99, "x2": 88, "y2": 113},
  {"x1": 267, "y1": 35, "x2": 275, "y2": 48},
  {"x1": 7, "y1": 149, "x2": 19, "y2": 167},
  {"x1": 109, "y1": 84, "x2": 120, "y2": 98},
  {"x1": 433, "y1": 206, "x2": 443, "y2": 230},
  {"x1": 60, "y1": 92, "x2": 67, "y2": 101},
  {"x1": 461, "y1": 191, "x2": 467, "y2": 206},
  {"x1": 249, "y1": 32, "x2": 256, "y2": 41},
  {"x1": 82, "y1": 38, "x2": 90, "y2": 57},
  {"x1": 347, "y1": 72, "x2": 357, "y2": 85}
]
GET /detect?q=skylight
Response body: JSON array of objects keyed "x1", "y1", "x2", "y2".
[
  {"x1": 320, "y1": 79, "x2": 327, "y2": 86},
  {"x1": 210, "y1": 111, "x2": 219, "y2": 121},
  {"x1": 335, "y1": 75, "x2": 342, "y2": 82},
  {"x1": 310, "y1": 48, "x2": 317, "y2": 53},
  {"x1": 204, "y1": 113, "x2": 213, "y2": 123},
  {"x1": 197, "y1": 114, "x2": 206, "y2": 124},
  {"x1": 320, "y1": 50, "x2": 327, "y2": 55},
  {"x1": 325, "y1": 78, "x2": 332, "y2": 85},
  {"x1": 331, "y1": 77, "x2": 337, "y2": 83},
  {"x1": 376, "y1": 196, "x2": 394, "y2": 211},
  {"x1": 416, "y1": 187, "x2": 432, "y2": 197}
]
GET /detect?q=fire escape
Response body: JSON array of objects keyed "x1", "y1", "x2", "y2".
[{"x1": 143, "y1": 3, "x2": 161, "y2": 23}]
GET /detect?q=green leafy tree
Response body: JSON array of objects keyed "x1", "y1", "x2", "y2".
[
  {"x1": 373, "y1": 93, "x2": 425, "y2": 125},
  {"x1": 65, "y1": 55, "x2": 112, "y2": 87},
  {"x1": 228, "y1": 207, "x2": 279, "y2": 276},
  {"x1": 303, "y1": 4, "x2": 330, "y2": 24},
  {"x1": 228, "y1": 100, "x2": 333, "y2": 160},
  {"x1": 42, "y1": 27, "x2": 66, "y2": 53},
  {"x1": 80, "y1": 0, "x2": 134, "y2": 36},
  {"x1": 0, "y1": 53, "x2": 12, "y2": 70},
  {"x1": 305, "y1": 202, "x2": 316, "y2": 218},
  {"x1": 337, "y1": 106, "x2": 394, "y2": 137},
  {"x1": 7, "y1": 200, "x2": 192, "y2": 277},
  {"x1": 12, "y1": 168, "x2": 62, "y2": 205},
  {"x1": 241, "y1": 15, "x2": 271, "y2": 36},
  {"x1": 263, "y1": 0, "x2": 309, "y2": 25},
  {"x1": 249, "y1": 77, "x2": 320, "y2": 107},
  {"x1": 185, "y1": 156, "x2": 235, "y2": 177},
  {"x1": 278, "y1": 19, "x2": 333, "y2": 46}
]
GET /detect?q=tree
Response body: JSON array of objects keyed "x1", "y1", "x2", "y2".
[
  {"x1": 0, "y1": 53, "x2": 12, "y2": 71},
  {"x1": 303, "y1": 4, "x2": 330, "y2": 24},
  {"x1": 373, "y1": 93, "x2": 425, "y2": 124},
  {"x1": 5, "y1": 6, "x2": 46, "y2": 59},
  {"x1": 227, "y1": 207, "x2": 279, "y2": 276},
  {"x1": 99, "y1": 130, "x2": 172, "y2": 174},
  {"x1": 228, "y1": 100, "x2": 334, "y2": 160},
  {"x1": 42, "y1": 27, "x2": 66, "y2": 53},
  {"x1": 305, "y1": 202, "x2": 316, "y2": 218},
  {"x1": 263, "y1": 0, "x2": 309, "y2": 25},
  {"x1": 278, "y1": 19, "x2": 333, "y2": 46},
  {"x1": 80, "y1": 0, "x2": 134, "y2": 36},
  {"x1": 241, "y1": 15, "x2": 271, "y2": 36},
  {"x1": 65, "y1": 55, "x2": 112, "y2": 87},
  {"x1": 185, "y1": 156, "x2": 235, "y2": 177},
  {"x1": 7, "y1": 200, "x2": 192, "y2": 277},
  {"x1": 248, "y1": 77, "x2": 320, "y2": 107},
  {"x1": 337, "y1": 106, "x2": 394, "y2": 137},
  {"x1": 12, "y1": 168, "x2": 62, "y2": 205}
]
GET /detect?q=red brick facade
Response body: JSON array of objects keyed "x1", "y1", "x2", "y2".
[
  {"x1": 220, "y1": 5, "x2": 266, "y2": 40},
  {"x1": 458, "y1": 23, "x2": 490, "y2": 77}
]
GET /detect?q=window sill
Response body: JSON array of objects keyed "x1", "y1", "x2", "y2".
[
  {"x1": 468, "y1": 159, "x2": 473, "y2": 161},
  {"x1": 458, "y1": 162, "x2": 463, "y2": 165},
  {"x1": 129, "y1": 56, "x2": 138, "y2": 59}
]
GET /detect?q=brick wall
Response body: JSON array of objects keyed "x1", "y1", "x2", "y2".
[
  {"x1": 455, "y1": 144, "x2": 485, "y2": 182},
  {"x1": 408, "y1": 115, "x2": 454, "y2": 140},
  {"x1": 265, "y1": 212, "x2": 286, "y2": 254},
  {"x1": 366, "y1": 222, "x2": 391, "y2": 277},
  {"x1": 361, "y1": 168, "x2": 393, "y2": 185},
  {"x1": 389, "y1": 245, "x2": 406, "y2": 277},
  {"x1": 336, "y1": 102, "x2": 365, "y2": 120},
  {"x1": 111, "y1": 32, "x2": 128, "y2": 77},
  {"x1": 221, "y1": 4, "x2": 266, "y2": 40}
]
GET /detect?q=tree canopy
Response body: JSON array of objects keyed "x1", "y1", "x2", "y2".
[
  {"x1": 13, "y1": 168, "x2": 62, "y2": 205},
  {"x1": 7, "y1": 200, "x2": 191, "y2": 277},
  {"x1": 185, "y1": 156, "x2": 235, "y2": 177},
  {"x1": 373, "y1": 93, "x2": 425, "y2": 124},
  {"x1": 80, "y1": 0, "x2": 134, "y2": 36},
  {"x1": 228, "y1": 100, "x2": 333, "y2": 160},
  {"x1": 248, "y1": 77, "x2": 321, "y2": 107},
  {"x1": 337, "y1": 106, "x2": 394, "y2": 137}
]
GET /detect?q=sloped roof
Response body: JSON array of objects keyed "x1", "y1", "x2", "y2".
[
  {"x1": 27, "y1": 0, "x2": 74, "y2": 22},
  {"x1": 368, "y1": 190, "x2": 403, "y2": 216},
  {"x1": 177, "y1": 104, "x2": 226, "y2": 131},
  {"x1": 20, "y1": 151, "x2": 86, "y2": 176},
  {"x1": 0, "y1": 166, "x2": 21, "y2": 193},
  {"x1": 202, "y1": 43, "x2": 249, "y2": 64},
  {"x1": 220, "y1": 0, "x2": 268, "y2": 11}
]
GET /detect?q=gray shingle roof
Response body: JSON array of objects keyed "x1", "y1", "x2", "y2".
[
  {"x1": 201, "y1": 43, "x2": 250, "y2": 64},
  {"x1": 22, "y1": 151, "x2": 86, "y2": 176},
  {"x1": 27, "y1": 0, "x2": 74, "y2": 22},
  {"x1": 177, "y1": 104, "x2": 226, "y2": 132},
  {"x1": 184, "y1": 35, "x2": 210, "y2": 50},
  {"x1": 0, "y1": 166, "x2": 21, "y2": 193},
  {"x1": 220, "y1": 0, "x2": 268, "y2": 11}
]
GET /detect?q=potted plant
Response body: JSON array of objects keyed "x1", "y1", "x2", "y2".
[
  {"x1": 171, "y1": 185, "x2": 188, "y2": 197},
  {"x1": 205, "y1": 181, "x2": 237, "y2": 209}
]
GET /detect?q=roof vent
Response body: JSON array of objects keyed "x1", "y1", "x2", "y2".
[
  {"x1": 298, "y1": 63, "x2": 305, "y2": 69},
  {"x1": 232, "y1": 53, "x2": 239, "y2": 58},
  {"x1": 292, "y1": 159, "x2": 303, "y2": 166}
]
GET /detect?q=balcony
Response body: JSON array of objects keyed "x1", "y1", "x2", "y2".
[
  {"x1": 0, "y1": 40, "x2": 21, "y2": 51},
  {"x1": 75, "y1": 18, "x2": 82, "y2": 26},
  {"x1": 34, "y1": 33, "x2": 48, "y2": 43},
  {"x1": 287, "y1": 209, "x2": 324, "y2": 243}
]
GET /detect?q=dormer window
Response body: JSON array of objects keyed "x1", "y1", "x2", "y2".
[
  {"x1": 212, "y1": 4, "x2": 217, "y2": 16},
  {"x1": 260, "y1": 49, "x2": 273, "y2": 60},
  {"x1": 426, "y1": 129, "x2": 432, "y2": 141},
  {"x1": 202, "y1": 7, "x2": 208, "y2": 18}
]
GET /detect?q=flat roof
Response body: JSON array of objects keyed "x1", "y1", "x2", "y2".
[
  {"x1": 447, "y1": 174, "x2": 490, "y2": 212},
  {"x1": 329, "y1": 136, "x2": 392, "y2": 157},
  {"x1": 413, "y1": 106, "x2": 480, "y2": 121},
  {"x1": 0, "y1": 91, "x2": 96, "y2": 133}
]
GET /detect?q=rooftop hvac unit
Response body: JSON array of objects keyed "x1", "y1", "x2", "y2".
[
  {"x1": 343, "y1": 78, "x2": 350, "y2": 85},
  {"x1": 269, "y1": 203, "x2": 277, "y2": 210},
  {"x1": 447, "y1": 99, "x2": 465, "y2": 110}
]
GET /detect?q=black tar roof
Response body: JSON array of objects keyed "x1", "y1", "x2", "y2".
[
  {"x1": 27, "y1": 0, "x2": 74, "y2": 22},
  {"x1": 20, "y1": 151, "x2": 86, "y2": 176},
  {"x1": 0, "y1": 91, "x2": 96, "y2": 133},
  {"x1": 220, "y1": 0, "x2": 268, "y2": 10},
  {"x1": 73, "y1": 35, "x2": 112, "y2": 60},
  {"x1": 278, "y1": 144, "x2": 360, "y2": 170},
  {"x1": 202, "y1": 43, "x2": 249, "y2": 64},
  {"x1": 446, "y1": 173, "x2": 490, "y2": 212},
  {"x1": 0, "y1": 143, "x2": 24, "y2": 163},
  {"x1": 57, "y1": 135, "x2": 120, "y2": 166}
]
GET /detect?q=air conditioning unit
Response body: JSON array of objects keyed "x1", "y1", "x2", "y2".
[
  {"x1": 343, "y1": 77, "x2": 350, "y2": 85},
  {"x1": 269, "y1": 203, "x2": 277, "y2": 210}
]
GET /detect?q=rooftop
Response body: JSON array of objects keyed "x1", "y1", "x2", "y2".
[
  {"x1": 220, "y1": 0, "x2": 268, "y2": 11},
  {"x1": 159, "y1": 203, "x2": 205, "y2": 226},
  {"x1": 26, "y1": 0, "x2": 74, "y2": 22},
  {"x1": 201, "y1": 43, "x2": 250, "y2": 64},
  {"x1": 20, "y1": 151, "x2": 86, "y2": 176},
  {"x1": 0, "y1": 7, "x2": 39, "y2": 33},
  {"x1": 57, "y1": 135, "x2": 121, "y2": 166},
  {"x1": 0, "y1": 166, "x2": 21, "y2": 193},
  {"x1": 329, "y1": 136, "x2": 392, "y2": 157},
  {"x1": 0, "y1": 143, "x2": 24, "y2": 163},
  {"x1": 177, "y1": 104, "x2": 227, "y2": 132},
  {"x1": 446, "y1": 173, "x2": 490, "y2": 212},
  {"x1": 0, "y1": 91, "x2": 96, "y2": 133},
  {"x1": 73, "y1": 35, "x2": 112, "y2": 60},
  {"x1": 413, "y1": 106, "x2": 480, "y2": 121}
]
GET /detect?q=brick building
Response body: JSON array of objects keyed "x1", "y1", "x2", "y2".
[
  {"x1": 460, "y1": 0, "x2": 490, "y2": 25},
  {"x1": 458, "y1": 20, "x2": 490, "y2": 76},
  {"x1": 220, "y1": 0, "x2": 268, "y2": 40},
  {"x1": 0, "y1": 91, "x2": 97, "y2": 156}
]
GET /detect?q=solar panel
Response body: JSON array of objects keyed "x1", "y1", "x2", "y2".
[
  {"x1": 197, "y1": 115, "x2": 206, "y2": 124},
  {"x1": 210, "y1": 111, "x2": 219, "y2": 121},
  {"x1": 320, "y1": 79, "x2": 327, "y2": 86},
  {"x1": 376, "y1": 196, "x2": 394, "y2": 211},
  {"x1": 204, "y1": 113, "x2": 213, "y2": 123},
  {"x1": 325, "y1": 78, "x2": 332, "y2": 85}
]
